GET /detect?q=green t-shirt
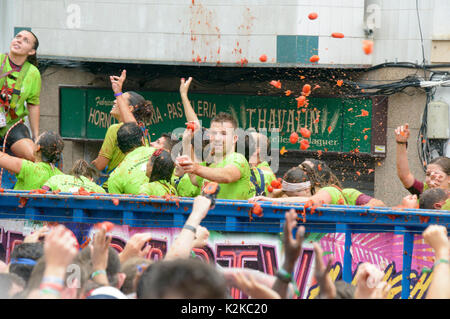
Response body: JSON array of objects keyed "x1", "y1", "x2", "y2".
[
  {"x1": 341, "y1": 188, "x2": 363, "y2": 206},
  {"x1": 44, "y1": 174, "x2": 106, "y2": 193},
  {"x1": 98, "y1": 123, "x2": 125, "y2": 174},
  {"x1": 176, "y1": 173, "x2": 202, "y2": 197},
  {"x1": 321, "y1": 186, "x2": 347, "y2": 205},
  {"x1": 139, "y1": 180, "x2": 178, "y2": 197},
  {"x1": 199, "y1": 152, "x2": 256, "y2": 200},
  {"x1": 0, "y1": 54, "x2": 41, "y2": 137},
  {"x1": 107, "y1": 146, "x2": 156, "y2": 195},
  {"x1": 441, "y1": 198, "x2": 450, "y2": 211},
  {"x1": 14, "y1": 160, "x2": 63, "y2": 190},
  {"x1": 252, "y1": 161, "x2": 276, "y2": 195}
]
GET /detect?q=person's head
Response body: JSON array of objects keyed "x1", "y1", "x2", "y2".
[
  {"x1": 189, "y1": 127, "x2": 211, "y2": 162},
  {"x1": 117, "y1": 122, "x2": 145, "y2": 154},
  {"x1": 426, "y1": 157, "x2": 450, "y2": 190},
  {"x1": 209, "y1": 112, "x2": 238, "y2": 157},
  {"x1": 111, "y1": 92, "x2": 147, "y2": 122},
  {"x1": 70, "y1": 159, "x2": 100, "y2": 182},
  {"x1": 77, "y1": 246, "x2": 125, "y2": 290},
  {"x1": 24, "y1": 255, "x2": 89, "y2": 299},
  {"x1": 120, "y1": 257, "x2": 153, "y2": 296},
  {"x1": 35, "y1": 131, "x2": 64, "y2": 164},
  {"x1": 146, "y1": 149, "x2": 175, "y2": 183},
  {"x1": 136, "y1": 259, "x2": 227, "y2": 299},
  {"x1": 150, "y1": 133, "x2": 179, "y2": 152},
  {"x1": 10, "y1": 30, "x2": 39, "y2": 66},
  {"x1": 0, "y1": 273, "x2": 26, "y2": 299},
  {"x1": 9, "y1": 242, "x2": 43, "y2": 284},
  {"x1": 301, "y1": 159, "x2": 342, "y2": 189},
  {"x1": 282, "y1": 167, "x2": 313, "y2": 197},
  {"x1": 419, "y1": 188, "x2": 448, "y2": 210}
]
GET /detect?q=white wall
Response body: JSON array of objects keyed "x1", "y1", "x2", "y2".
[{"x1": 0, "y1": 0, "x2": 448, "y2": 66}]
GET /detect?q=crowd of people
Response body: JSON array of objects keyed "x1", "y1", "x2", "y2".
[{"x1": 0, "y1": 30, "x2": 449, "y2": 299}]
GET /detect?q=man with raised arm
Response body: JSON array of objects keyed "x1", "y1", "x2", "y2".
[{"x1": 177, "y1": 77, "x2": 255, "y2": 200}]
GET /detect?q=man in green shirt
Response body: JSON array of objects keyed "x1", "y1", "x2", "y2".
[
  {"x1": 180, "y1": 112, "x2": 255, "y2": 200},
  {"x1": 107, "y1": 122, "x2": 156, "y2": 195}
]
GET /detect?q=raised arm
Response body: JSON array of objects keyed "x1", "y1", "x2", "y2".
[
  {"x1": 110, "y1": 70, "x2": 137, "y2": 123},
  {"x1": 423, "y1": 225, "x2": 450, "y2": 299},
  {"x1": 395, "y1": 123, "x2": 415, "y2": 188},
  {"x1": 165, "y1": 195, "x2": 211, "y2": 260},
  {"x1": 180, "y1": 77, "x2": 200, "y2": 125}
]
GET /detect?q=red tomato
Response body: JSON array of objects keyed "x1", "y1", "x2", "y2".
[
  {"x1": 300, "y1": 127, "x2": 311, "y2": 138},
  {"x1": 186, "y1": 122, "x2": 196, "y2": 132},
  {"x1": 270, "y1": 80, "x2": 282, "y2": 89},
  {"x1": 308, "y1": 12, "x2": 318, "y2": 20},
  {"x1": 259, "y1": 54, "x2": 267, "y2": 62},
  {"x1": 289, "y1": 132, "x2": 299, "y2": 144},
  {"x1": 252, "y1": 203, "x2": 263, "y2": 217},
  {"x1": 362, "y1": 40, "x2": 373, "y2": 55},
  {"x1": 302, "y1": 84, "x2": 311, "y2": 95},
  {"x1": 300, "y1": 139, "x2": 310, "y2": 150},
  {"x1": 112, "y1": 198, "x2": 119, "y2": 206},
  {"x1": 296, "y1": 96, "x2": 306, "y2": 108},
  {"x1": 267, "y1": 185, "x2": 273, "y2": 193},
  {"x1": 331, "y1": 32, "x2": 345, "y2": 38},
  {"x1": 309, "y1": 55, "x2": 320, "y2": 63}
]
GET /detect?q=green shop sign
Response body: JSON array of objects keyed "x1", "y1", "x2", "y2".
[{"x1": 59, "y1": 87, "x2": 373, "y2": 153}]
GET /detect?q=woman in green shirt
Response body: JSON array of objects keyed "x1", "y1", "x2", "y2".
[
  {"x1": 0, "y1": 131, "x2": 64, "y2": 190},
  {"x1": 0, "y1": 30, "x2": 41, "y2": 162},
  {"x1": 140, "y1": 149, "x2": 178, "y2": 196},
  {"x1": 255, "y1": 160, "x2": 385, "y2": 207},
  {"x1": 43, "y1": 159, "x2": 106, "y2": 193}
]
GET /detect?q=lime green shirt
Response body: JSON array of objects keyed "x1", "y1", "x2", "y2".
[
  {"x1": 14, "y1": 160, "x2": 63, "y2": 190},
  {"x1": 176, "y1": 173, "x2": 202, "y2": 197},
  {"x1": 0, "y1": 54, "x2": 41, "y2": 137},
  {"x1": 199, "y1": 152, "x2": 255, "y2": 200},
  {"x1": 321, "y1": 187, "x2": 347, "y2": 205},
  {"x1": 98, "y1": 123, "x2": 125, "y2": 174},
  {"x1": 341, "y1": 188, "x2": 363, "y2": 206},
  {"x1": 252, "y1": 161, "x2": 276, "y2": 195},
  {"x1": 442, "y1": 198, "x2": 450, "y2": 211},
  {"x1": 44, "y1": 174, "x2": 106, "y2": 193},
  {"x1": 139, "y1": 180, "x2": 178, "y2": 196},
  {"x1": 107, "y1": 146, "x2": 156, "y2": 195}
]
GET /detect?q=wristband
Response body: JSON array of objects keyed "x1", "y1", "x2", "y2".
[
  {"x1": 276, "y1": 268, "x2": 292, "y2": 283},
  {"x1": 435, "y1": 258, "x2": 449, "y2": 267},
  {"x1": 183, "y1": 224, "x2": 197, "y2": 234},
  {"x1": 114, "y1": 92, "x2": 123, "y2": 97},
  {"x1": 42, "y1": 276, "x2": 65, "y2": 286},
  {"x1": 91, "y1": 269, "x2": 107, "y2": 279},
  {"x1": 276, "y1": 268, "x2": 300, "y2": 297},
  {"x1": 40, "y1": 282, "x2": 64, "y2": 292},
  {"x1": 40, "y1": 287, "x2": 61, "y2": 297},
  {"x1": 396, "y1": 141, "x2": 408, "y2": 148}
]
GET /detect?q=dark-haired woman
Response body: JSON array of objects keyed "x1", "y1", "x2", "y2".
[
  {"x1": 0, "y1": 30, "x2": 41, "y2": 161},
  {"x1": 43, "y1": 159, "x2": 106, "y2": 193},
  {"x1": 92, "y1": 70, "x2": 153, "y2": 190},
  {"x1": 0, "y1": 131, "x2": 64, "y2": 190},
  {"x1": 395, "y1": 123, "x2": 450, "y2": 195},
  {"x1": 140, "y1": 149, "x2": 178, "y2": 196}
]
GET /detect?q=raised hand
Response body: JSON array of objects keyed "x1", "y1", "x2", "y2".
[
  {"x1": 394, "y1": 123, "x2": 410, "y2": 143},
  {"x1": 110, "y1": 69, "x2": 127, "y2": 94},
  {"x1": 180, "y1": 77, "x2": 193, "y2": 97}
]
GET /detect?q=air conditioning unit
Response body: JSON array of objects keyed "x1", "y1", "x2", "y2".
[{"x1": 427, "y1": 100, "x2": 449, "y2": 139}]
